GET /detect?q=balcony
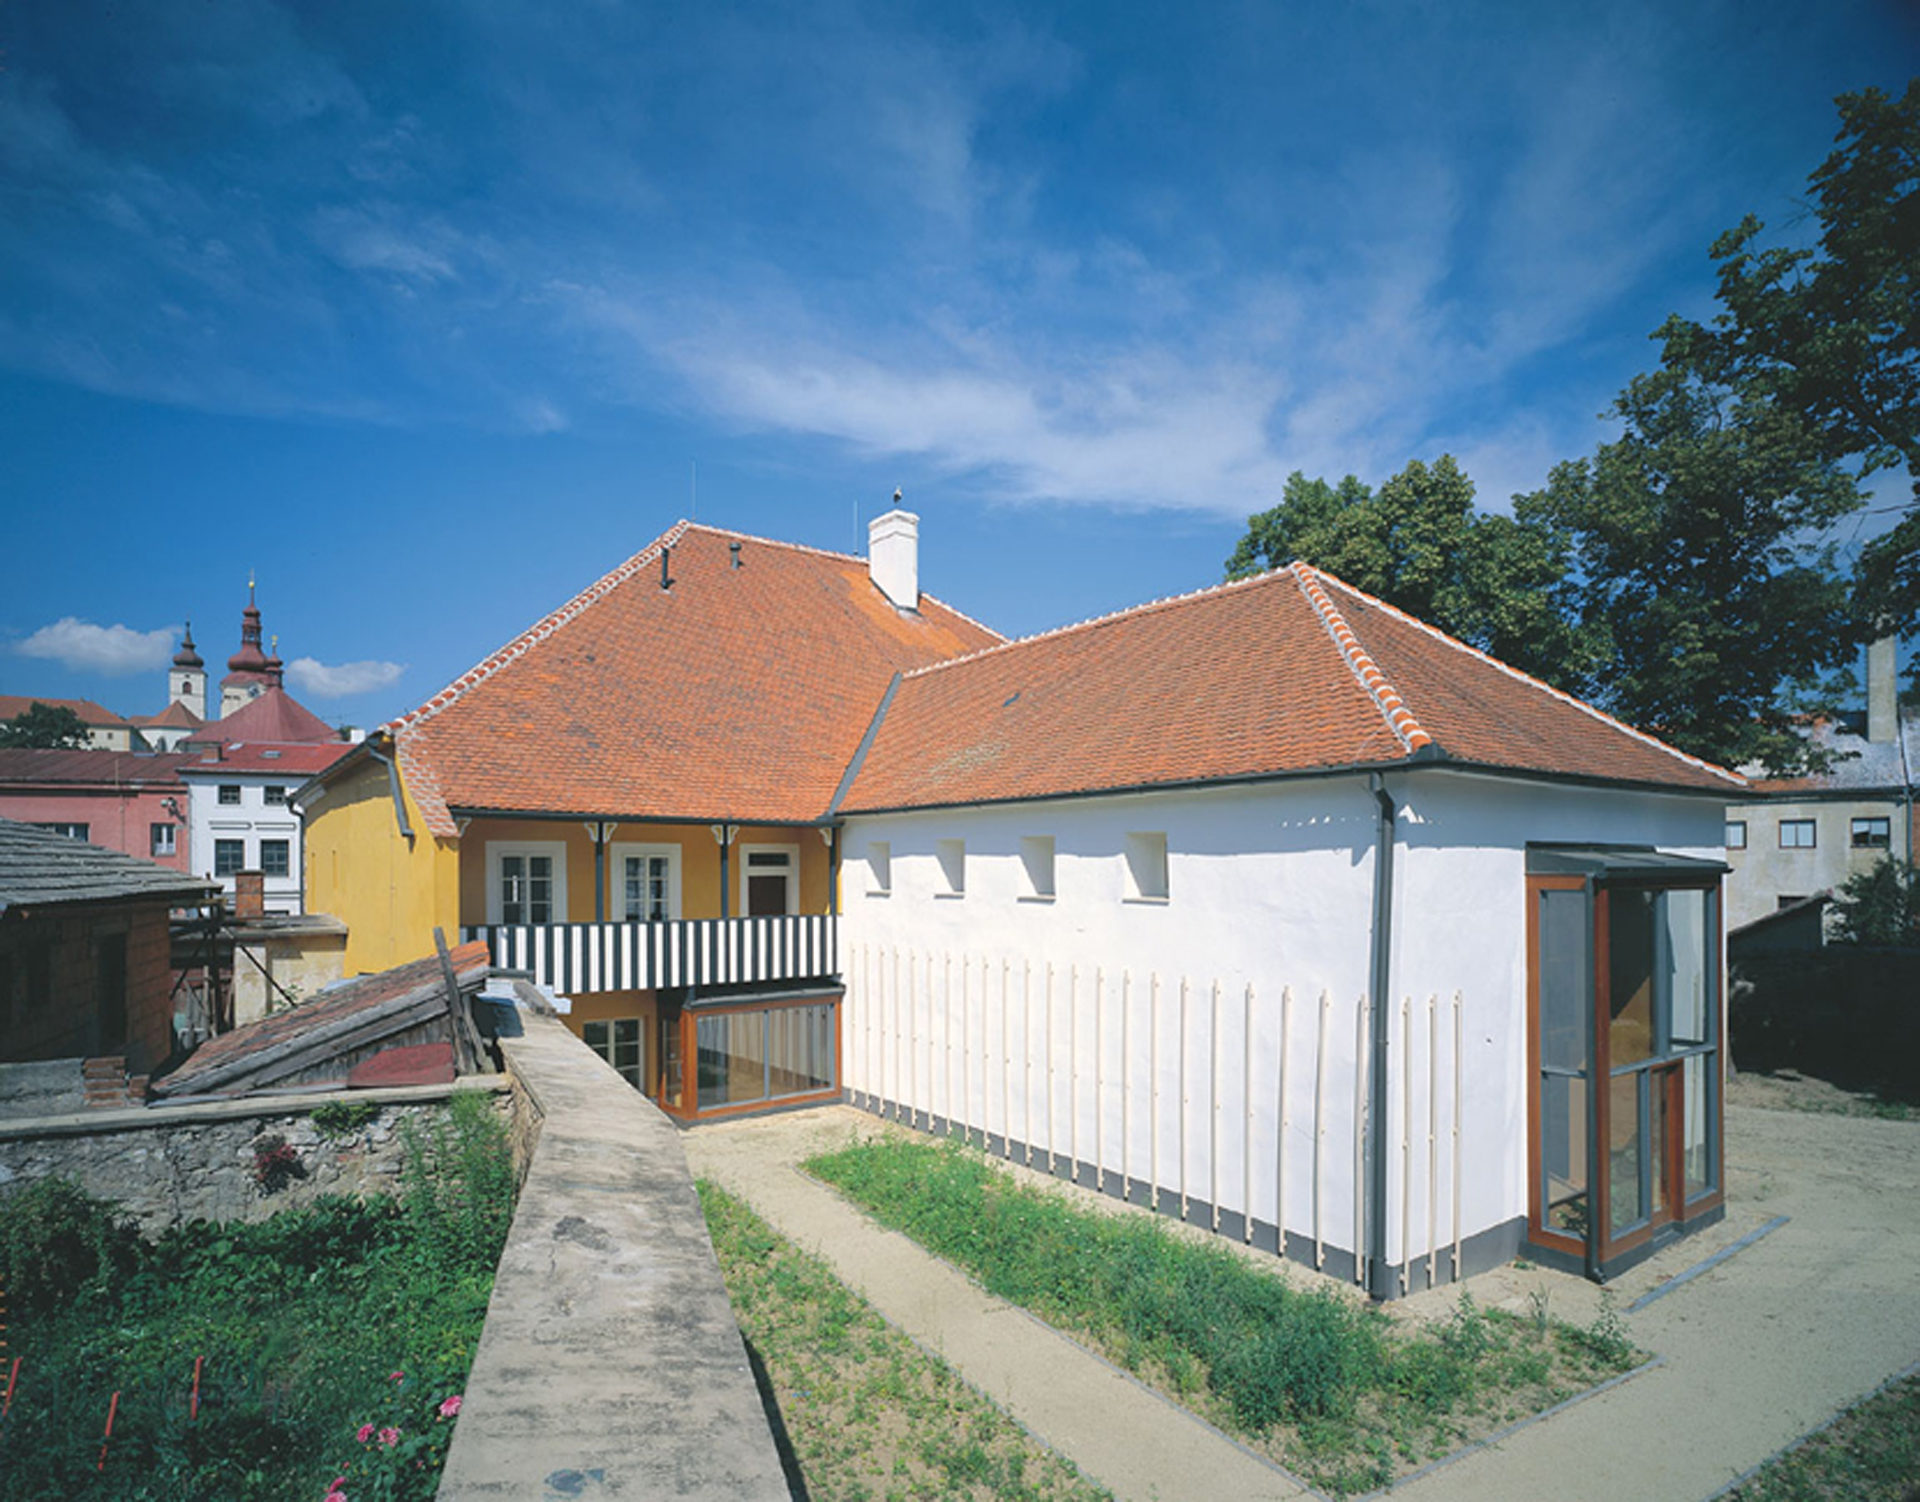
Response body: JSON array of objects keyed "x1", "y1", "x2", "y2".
[{"x1": 460, "y1": 914, "x2": 838, "y2": 996}]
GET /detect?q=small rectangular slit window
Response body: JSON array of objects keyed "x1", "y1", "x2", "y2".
[
  {"x1": 867, "y1": 840, "x2": 891, "y2": 896},
  {"x1": 1020, "y1": 836, "x2": 1056, "y2": 899},
  {"x1": 937, "y1": 838, "x2": 966, "y2": 896},
  {"x1": 1724, "y1": 820, "x2": 1746, "y2": 850},
  {"x1": 1125, "y1": 831, "x2": 1169, "y2": 901}
]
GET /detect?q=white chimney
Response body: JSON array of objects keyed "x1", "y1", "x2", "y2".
[
  {"x1": 1866, "y1": 634, "x2": 1898, "y2": 744},
  {"x1": 868, "y1": 507, "x2": 920, "y2": 611}
]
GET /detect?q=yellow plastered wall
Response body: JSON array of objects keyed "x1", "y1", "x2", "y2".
[
  {"x1": 303, "y1": 756, "x2": 459, "y2": 975},
  {"x1": 456, "y1": 819, "x2": 838, "y2": 923}
]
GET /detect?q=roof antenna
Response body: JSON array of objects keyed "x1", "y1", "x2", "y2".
[{"x1": 660, "y1": 544, "x2": 674, "y2": 591}]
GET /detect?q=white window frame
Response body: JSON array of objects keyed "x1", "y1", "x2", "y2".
[
  {"x1": 866, "y1": 839, "x2": 892, "y2": 897},
  {"x1": 738, "y1": 842, "x2": 801, "y2": 916},
  {"x1": 936, "y1": 838, "x2": 966, "y2": 898},
  {"x1": 611, "y1": 841, "x2": 682, "y2": 921},
  {"x1": 1724, "y1": 820, "x2": 1747, "y2": 851},
  {"x1": 486, "y1": 840, "x2": 570, "y2": 925},
  {"x1": 581, "y1": 1016, "x2": 646, "y2": 1090},
  {"x1": 151, "y1": 823, "x2": 177, "y2": 857},
  {"x1": 1020, "y1": 835, "x2": 1056, "y2": 900},
  {"x1": 1124, "y1": 831, "x2": 1169, "y2": 902}
]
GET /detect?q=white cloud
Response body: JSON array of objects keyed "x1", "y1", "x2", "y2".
[
  {"x1": 285, "y1": 656, "x2": 406, "y2": 699},
  {"x1": 13, "y1": 618, "x2": 176, "y2": 675}
]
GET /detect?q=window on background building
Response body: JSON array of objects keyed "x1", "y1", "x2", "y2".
[
  {"x1": 1724, "y1": 820, "x2": 1747, "y2": 850},
  {"x1": 151, "y1": 823, "x2": 176, "y2": 857},
  {"x1": 1851, "y1": 817, "x2": 1891, "y2": 849},
  {"x1": 936, "y1": 838, "x2": 966, "y2": 896},
  {"x1": 260, "y1": 839, "x2": 290, "y2": 877},
  {"x1": 583, "y1": 1018, "x2": 644, "y2": 1090},
  {"x1": 1020, "y1": 835, "x2": 1056, "y2": 899},
  {"x1": 867, "y1": 840, "x2": 891, "y2": 896},
  {"x1": 35, "y1": 822, "x2": 89, "y2": 841},
  {"x1": 263, "y1": 785, "x2": 287, "y2": 806},
  {"x1": 214, "y1": 839, "x2": 245, "y2": 877},
  {"x1": 1779, "y1": 819, "x2": 1816, "y2": 849},
  {"x1": 218, "y1": 784, "x2": 242, "y2": 806},
  {"x1": 1125, "y1": 831, "x2": 1170, "y2": 900}
]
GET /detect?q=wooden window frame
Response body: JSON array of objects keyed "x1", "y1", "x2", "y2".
[{"x1": 657, "y1": 991, "x2": 844, "y2": 1123}]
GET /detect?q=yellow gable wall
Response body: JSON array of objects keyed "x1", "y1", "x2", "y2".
[
  {"x1": 456, "y1": 819, "x2": 836, "y2": 925},
  {"x1": 303, "y1": 756, "x2": 459, "y2": 975}
]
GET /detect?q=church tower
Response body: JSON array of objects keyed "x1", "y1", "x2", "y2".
[
  {"x1": 169, "y1": 623, "x2": 206, "y2": 720},
  {"x1": 220, "y1": 576, "x2": 277, "y2": 718}
]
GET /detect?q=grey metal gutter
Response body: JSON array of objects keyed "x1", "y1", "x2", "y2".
[{"x1": 1365, "y1": 773, "x2": 1395, "y2": 1299}]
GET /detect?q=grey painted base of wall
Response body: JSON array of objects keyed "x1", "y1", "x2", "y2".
[{"x1": 848, "y1": 1090, "x2": 1527, "y2": 1298}]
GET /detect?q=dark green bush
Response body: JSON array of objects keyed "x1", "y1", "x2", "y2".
[{"x1": 0, "y1": 1177, "x2": 142, "y2": 1318}]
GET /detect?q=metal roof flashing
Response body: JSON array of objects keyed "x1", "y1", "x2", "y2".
[{"x1": 1525, "y1": 844, "x2": 1730, "y2": 880}]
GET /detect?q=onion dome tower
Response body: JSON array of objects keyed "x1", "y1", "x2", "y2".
[
  {"x1": 220, "y1": 574, "x2": 277, "y2": 718},
  {"x1": 169, "y1": 622, "x2": 207, "y2": 720}
]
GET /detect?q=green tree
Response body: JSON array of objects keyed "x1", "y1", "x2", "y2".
[
  {"x1": 1829, "y1": 856, "x2": 1920, "y2": 946},
  {"x1": 1514, "y1": 366, "x2": 1863, "y2": 773},
  {"x1": 0, "y1": 701, "x2": 92, "y2": 749},
  {"x1": 1226, "y1": 456, "x2": 1591, "y2": 684},
  {"x1": 1658, "y1": 82, "x2": 1920, "y2": 628}
]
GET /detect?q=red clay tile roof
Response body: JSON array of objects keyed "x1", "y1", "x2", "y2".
[
  {"x1": 0, "y1": 694, "x2": 132, "y2": 728},
  {"x1": 178, "y1": 742, "x2": 352, "y2": 778},
  {"x1": 136, "y1": 700, "x2": 205, "y2": 729},
  {"x1": 194, "y1": 686, "x2": 339, "y2": 746},
  {"x1": 838, "y1": 563, "x2": 1741, "y2": 813},
  {"x1": 385, "y1": 523, "x2": 1002, "y2": 835}
]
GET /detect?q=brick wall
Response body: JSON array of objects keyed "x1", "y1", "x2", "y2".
[{"x1": 0, "y1": 899, "x2": 178, "y2": 1073}]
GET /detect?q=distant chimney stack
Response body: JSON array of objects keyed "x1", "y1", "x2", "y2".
[
  {"x1": 1866, "y1": 634, "x2": 1898, "y2": 744},
  {"x1": 868, "y1": 506, "x2": 920, "y2": 611}
]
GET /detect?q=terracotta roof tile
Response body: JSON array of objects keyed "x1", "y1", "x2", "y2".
[
  {"x1": 0, "y1": 694, "x2": 131, "y2": 728},
  {"x1": 195, "y1": 687, "x2": 339, "y2": 746},
  {"x1": 135, "y1": 700, "x2": 205, "y2": 729},
  {"x1": 389, "y1": 523, "x2": 1000, "y2": 827},
  {"x1": 840, "y1": 565, "x2": 1740, "y2": 813}
]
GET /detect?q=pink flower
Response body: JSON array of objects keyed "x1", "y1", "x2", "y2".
[
  {"x1": 325, "y1": 1492, "x2": 348, "y2": 1502},
  {"x1": 332, "y1": 1480, "x2": 347, "y2": 1490},
  {"x1": 378, "y1": 1427, "x2": 401, "y2": 1448},
  {"x1": 389, "y1": 1371, "x2": 405, "y2": 1383},
  {"x1": 356, "y1": 1423, "x2": 375, "y2": 1443},
  {"x1": 438, "y1": 1395, "x2": 463, "y2": 1418}
]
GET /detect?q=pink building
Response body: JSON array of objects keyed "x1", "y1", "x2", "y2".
[{"x1": 0, "y1": 749, "x2": 193, "y2": 869}]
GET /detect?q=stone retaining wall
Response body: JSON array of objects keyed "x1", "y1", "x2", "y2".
[
  {"x1": 436, "y1": 1011, "x2": 788, "y2": 1501},
  {"x1": 0, "y1": 1081, "x2": 510, "y2": 1234}
]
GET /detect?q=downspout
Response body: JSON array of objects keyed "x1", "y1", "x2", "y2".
[
  {"x1": 1584, "y1": 875, "x2": 1602, "y2": 1284},
  {"x1": 1366, "y1": 773, "x2": 1395, "y2": 1300},
  {"x1": 364, "y1": 745, "x2": 414, "y2": 846}
]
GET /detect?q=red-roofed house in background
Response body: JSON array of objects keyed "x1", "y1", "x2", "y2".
[
  {"x1": 0, "y1": 695, "x2": 141, "y2": 751},
  {"x1": 302, "y1": 508, "x2": 1742, "y2": 1293},
  {"x1": 0, "y1": 749, "x2": 192, "y2": 866}
]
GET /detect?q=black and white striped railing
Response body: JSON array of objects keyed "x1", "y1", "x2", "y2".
[{"x1": 461, "y1": 915, "x2": 838, "y2": 995}]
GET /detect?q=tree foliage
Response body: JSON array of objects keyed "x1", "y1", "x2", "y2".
[
  {"x1": 0, "y1": 701, "x2": 92, "y2": 749},
  {"x1": 1829, "y1": 856, "x2": 1920, "y2": 947},
  {"x1": 1225, "y1": 456, "x2": 1589, "y2": 684},
  {"x1": 1659, "y1": 81, "x2": 1920, "y2": 630},
  {"x1": 1514, "y1": 367, "x2": 1863, "y2": 773}
]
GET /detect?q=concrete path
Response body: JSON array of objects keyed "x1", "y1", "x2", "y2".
[{"x1": 685, "y1": 1102, "x2": 1920, "y2": 1502}]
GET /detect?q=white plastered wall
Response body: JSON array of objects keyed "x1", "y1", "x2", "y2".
[{"x1": 840, "y1": 769, "x2": 1725, "y2": 1288}]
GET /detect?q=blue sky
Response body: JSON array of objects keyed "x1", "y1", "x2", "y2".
[{"x1": 2, "y1": 1, "x2": 1914, "y2": 730}]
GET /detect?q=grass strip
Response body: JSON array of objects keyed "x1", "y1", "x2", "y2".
[
  {"x1": 806, "y1": 1134, "x2": 1643, "y2": 1496},
  {"x1": 698, "y1": 1179, "x2": 1111, "y2": 1502},
  {"x1": 1722, "y1": 1371, "x2": 1920, "y2": 1502}
]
